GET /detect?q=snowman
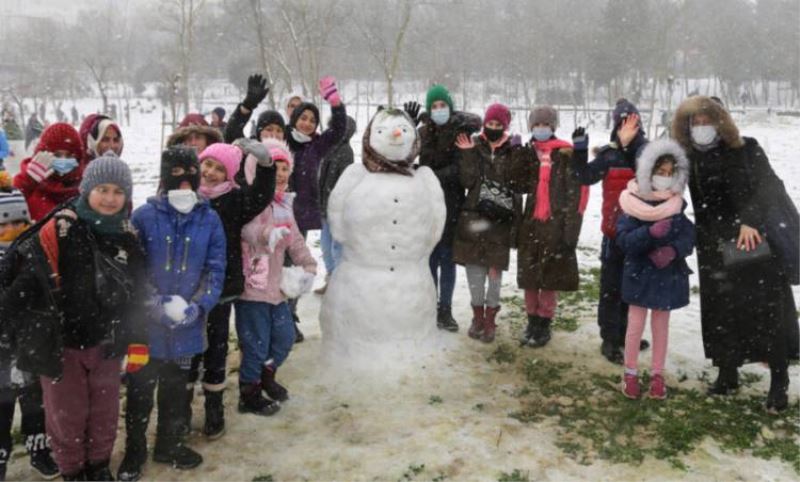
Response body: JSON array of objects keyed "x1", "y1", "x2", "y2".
[{"x1": 320, "y1": 108, "x2": 446, "y2": 369}]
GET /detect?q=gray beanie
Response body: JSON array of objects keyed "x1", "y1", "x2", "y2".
[
  {"x1": 528, "y1": 105, "x2": 559, "y2": 130},
  {"x1": 79, "y1": 154, "x2": 133, "y2": 201},
  {"x1": 0, "y1": 190, "x2": 31, "y2": 224}
]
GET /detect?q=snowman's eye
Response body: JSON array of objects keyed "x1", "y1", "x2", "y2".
[
  {"x1": 376, "y1": 129, "x2": 384, "y2": 134},
  {"x1": 402, "y1": 127, "x2": 408, "y2": 133}
]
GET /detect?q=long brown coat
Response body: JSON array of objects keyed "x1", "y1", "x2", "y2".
[
  {"x1": 452, "y1": 135, "x2": 522, "y2": 270},
  {"x1": 511, "y1": 144, "x2": 584, "y2": 291}
]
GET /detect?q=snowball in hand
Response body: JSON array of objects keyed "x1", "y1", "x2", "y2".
[{"x1": 163, "y1": 295, "x2": 189, "y2": 322}]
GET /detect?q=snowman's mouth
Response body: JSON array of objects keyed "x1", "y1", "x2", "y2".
[{"x1": 388, "y1": 141, "x2": 405, "y2": 146}]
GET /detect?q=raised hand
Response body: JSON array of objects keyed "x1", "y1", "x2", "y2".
[
  {"x1": 616, "y1": 113, "x2": 640, "y2": 147},
  {"x1": 28, "y1": 151, "x2": 55, "y2": 182},
  {"x1": 455, "y1": 133, "x2": 474, "y2": 150},
  {"x1": 403, "y1": 101, "x2": 421, "y2": 125},
  {"x1": 319, "y1": 76, "x2": 341, "y2": 106},
  {"x1": 572, "y1": 127, "x2": 588, "y2": 150},
  {"x1": 242, "y1": 74, "x2": 269, "y2": 111}
]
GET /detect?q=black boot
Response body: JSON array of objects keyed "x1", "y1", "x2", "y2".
[
  {"x1": 707, "y1": 364, "x2": 740, "y2": 395},
  {"x1": 528, "y1": 317, "x2": 552, "y2": 348},
  {"x1": 152, "y1": 435, "x2": 202, "y2": 470},
  {"x1": 766, "y1": 364, "x2": 790, "y2": 414},
  {"x1": 520, "y1": 315, "x2": 538, "y2": 345},
  {"x1": 117, "y1": 425, "x2": 147, "y2": 482},
  {"x1": 238, "y1": 382, "x2": 280, "y2": 416},
  {"x1": 203, "y1": 390, "x2": 225, "y2": 439},
  {"x1": 26, "y1": 434, "x2": 60, "y2": 480},
  {"x1": 85, "y1": 460, "x2": 113, "y2": 481},
  {"x1": 601, "y1": 339, "x2": 624, "y2": 365},
  {"x1": 261, "y1": 365, "x2": 289, "y2": 402},
  {"x1": 293, "y1": 313, "x2": 304, "y2": 343},
  {"x1": 436, "y1": 305, "x2": 459, "y2": 332}
]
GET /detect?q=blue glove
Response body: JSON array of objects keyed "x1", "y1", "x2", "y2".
[
  {"x1": 572, "y1": 127, "x2": 588, "y2": 151},
  {"x1": 174, "y1": 303, "x2": 203, "y2": 328}
]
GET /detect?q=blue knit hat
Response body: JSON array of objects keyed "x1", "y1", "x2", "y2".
[
  {"x1": 80, "y1": 154, "x2": 133, "y2": 201},
  {"x1": 612, "y1": 98, "x2": 640, "y2": 129}
]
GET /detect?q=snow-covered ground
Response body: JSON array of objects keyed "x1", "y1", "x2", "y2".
[{"x1": 6, "y1": 97, "x2": 799, "y2": 481}]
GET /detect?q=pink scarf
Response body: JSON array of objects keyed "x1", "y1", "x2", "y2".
[
  {"x1": 198, "y1": 180, "x2": 238, "y2": 200},
  {"x1": 618, "y1": 179, "x2": 683, "y2": 221},
  {"x1": 531, "y1": 138, "x2": 589, "y2": 220}
]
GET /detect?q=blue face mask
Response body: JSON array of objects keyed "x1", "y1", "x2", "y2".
[
  {"x1": 531, "y1": 127, "x2": 553, "y2": 142},
  {"x1": 52, "y1": 158, "x2": 79, "y2": 175},
  {"x1": 430, "y1": 108, "x2": 450, "y2": 126}
]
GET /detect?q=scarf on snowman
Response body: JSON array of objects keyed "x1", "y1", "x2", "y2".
[{"x1": 361, "y1": 112, "x2": 421, "y2": 177}]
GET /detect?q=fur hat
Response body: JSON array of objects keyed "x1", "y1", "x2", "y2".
[
  {"x1": 80, "y1": 153, "x2": 133, "y2": 200},
  {"x1": 635, "y1": 138, "x2": 689, "y2": 195},
  {"x1": 425, "y1": 84, "x2": 454, "y2": 112},
  {"x1": 671, "y1": 95, "x2": 743, "y2": 150},
  {"x1": 528, "y1": 105, "x2": 558, "y2": 130},
  {"x1": 166, "y1": 124, "x2": 223, "y2": 148},
  {"x1": 199, "y1": 143, "x2": 243, "y2": 181},
  {"x1": 484, "y1": 103, "x2": 511, "y2": 130}
]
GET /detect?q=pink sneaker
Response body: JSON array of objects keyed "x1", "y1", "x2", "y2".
[
  {"x1": 649, "y1": 374, "x2": 667, "y2": 400},
  {"x1": 622, "y1": 373, "x2": 640, "y2": 399}
]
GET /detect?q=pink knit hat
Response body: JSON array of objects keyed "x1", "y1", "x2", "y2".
[
  {"x1": 484, "y1": 103, "x2": 511, "y2": 130},
  {"x1": 243, "y1": 139, "x2": 294, "y2": 185},
  {"x1": 199, "y1": 143, "x2": 242, "y2": 181}
]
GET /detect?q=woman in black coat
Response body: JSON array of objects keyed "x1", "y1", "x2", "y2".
[{"x1": 672, "y1": 96, "x2": 799, "y2": 413}]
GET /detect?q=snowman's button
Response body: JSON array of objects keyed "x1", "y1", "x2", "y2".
[
  {"x1": 390, "y1": 266, "x2": 395, "y2": 272},
  {"x1": 391, "y1": 245, "x2": 396, "y2": 250},
  {"x1": 393, "y1": 220, "x2": 398, "y2": 225},
  {"x1": 394, "y1": 198, "x2": 399, "y2": 203}
]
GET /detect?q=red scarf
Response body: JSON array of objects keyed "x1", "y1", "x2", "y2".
[{"x1": 531, "y1": 138, "x2": 589, "y2": 220}]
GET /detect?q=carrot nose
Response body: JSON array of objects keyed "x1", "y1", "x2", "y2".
[{"x1": 392, "y1": 128, "x2": 402, "y2": 138}]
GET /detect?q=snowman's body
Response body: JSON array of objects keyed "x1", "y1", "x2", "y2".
[{"x1": 320, "y1": 112, "x2": 446, "y2": 367}]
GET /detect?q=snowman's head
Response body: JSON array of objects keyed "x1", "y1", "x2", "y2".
[{"x1": 367, "y1": 109, "x2": 417, "y2": 162}]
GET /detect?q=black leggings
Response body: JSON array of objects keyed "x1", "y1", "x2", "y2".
[{"x1": 0, "y1": 384, "x2": 47, "y2": 469}]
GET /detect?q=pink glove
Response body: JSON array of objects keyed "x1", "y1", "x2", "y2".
[
  {"x1": 648, "y1": 246, "x2": 677, "y2": 269},
  {"x1": 319, "y1": 76, "x2": 341, "y2": 107},
  {"x1": 649, "y1": 218, "x2": 672, "y2": 239},
  {"x1": 27, "y1": 151, "x2": 55, "y2": 182}
]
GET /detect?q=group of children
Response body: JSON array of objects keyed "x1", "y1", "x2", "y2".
[{"x1": 0, "y1": 77, "x2": 794, "y2": 481}]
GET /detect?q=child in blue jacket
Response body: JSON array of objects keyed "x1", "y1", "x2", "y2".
[
  {"x1": 118, "y1": 146, "x2": 226, "y2": 481},
  {"x1": 616, "y1": 139, "x2": 695, "y2": 401}
]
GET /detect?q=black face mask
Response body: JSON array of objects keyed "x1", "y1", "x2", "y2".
[
  {"x1": 161, "y1": 146, "x2": 200, "y2": 191},
  {"x1": 484, "y1": 127, "x2": 504, "y2": 142}
]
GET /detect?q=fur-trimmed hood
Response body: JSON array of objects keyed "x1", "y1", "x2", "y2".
[
  {"x1": 672, "y1": 95, "x2": 743, "y2": 150},
  {"x1": 635, "y1": 138, "x2": 690, "y2": 195},
  {"x1": 166, "y1": 124, "x2": 223, "y2": 148}
]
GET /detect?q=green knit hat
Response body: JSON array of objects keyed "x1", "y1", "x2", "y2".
[{"x1": 425, "y1": 84, "x2": 454, "y2": 112}]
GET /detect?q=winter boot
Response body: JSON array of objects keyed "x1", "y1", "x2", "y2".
[
  {"x1": 436, "y1": 305, "x2": 459, "y2": 332},
  {"x1": 293, "y1": 313, "x2": 304, "y2": 343},
  {"x1": 468, "y1": 305, "x2": 485, "y2": 339},
  {"x1": 85, "y1": 460, "x2": 114, "y2": 481},
  {"x1": 26, "y1": 435, "x2": 59, "y2": 480},
  {"x1": 203, "y1": 390, "x2": 225, "y2": 440},
  {"x1": 238, "y1": 383, "x2": 280, "y2": 416},
  {"x1": 527, "y1": 317, "x2": 552, "y2": 348},
  {"x1": 648, "y1": 374, "x2": 667, "y2": 400},
  {"x1": 520, "y1": 315, "x2": 538, "y2": 345},
  {"x1": 621, "y1": 373, "x2": 640, "y2": 399},
  {"x1": 766, "y1": 365, "x2": 790, "y2": 414},
  {"x1": 707, "y1": 364, "x2": 739, "y2": 395},
  {"x1": 152, "y1": 435, "x2": 202, "y2": 470},
  {"x1": 481, "y1": 306, "x2": 500, "y2": 343},
  {"x1": 261, "y1": 364, "x2": 289, "y2": 402},
  {"x1": 117, "y1": 408, "x2": 148, "y2": 482},
  {"x1": 601, "y1": 339, "x2": 624, "y2": 365}
]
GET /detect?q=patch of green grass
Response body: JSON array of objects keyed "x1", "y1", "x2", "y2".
[
  {"x1": 507, "y1": 357, "x2": 800, "y2": 473},
  {"x1": 428, "y1": 395, "x2": 443, "y2": 405},
  {"x1": 252, "y1": 475, "x2": 274, "y2": 482},
  {"x1": 474, "y1": 403, "x2": 486, "y2": 412},
  {"x1": 497, "y1": 469, "x2": 530, "y2": 482},
  {"x1": 400, "y1": 463, "x2": 426, "y2": 481},
  {"x1": 487, "y1": 343, "x2": 517, "y2": 364}
]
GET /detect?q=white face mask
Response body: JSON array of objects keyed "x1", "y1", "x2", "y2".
[
  {"x1": 291, "y1": 129, "x2": 312, "y2": 144},
  {"x1": 430, "y1": 108, "x2": 450, "y2": 126},
  {"x1": 531, "y1": 127, "x2": 553, "y2": 142},
  {"x1": 651, "y1": 175, "x2": 674, "y2": 192},
  {"x1": 167, "y1": 189, "x2": 198, "y2": 214},
  {"x1": 690, "y1": 125, "x2": 718, "y2": 146}
]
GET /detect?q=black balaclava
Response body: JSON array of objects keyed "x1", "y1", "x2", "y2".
[{"x1": 160, "y1": 146, "x2": 200, "y2": 191}]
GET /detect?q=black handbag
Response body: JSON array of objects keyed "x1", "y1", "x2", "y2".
[
  {"x1": 475, "y1": 156, "x2": 514, "y2": 222},
  {"x1": 86, "y1": 230, "x2": 135, "y2": 310},
  {"x1": 721, "y1": 238, "x2": 772, "y2": 269}
]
